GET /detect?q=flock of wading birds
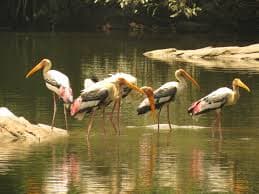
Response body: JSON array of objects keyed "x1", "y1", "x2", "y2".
[{"x1": 25, "y1": 59, "x2": 251, "y2": 139}]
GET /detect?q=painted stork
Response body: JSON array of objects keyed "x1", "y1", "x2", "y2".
[
  {"x1": 70, "y1": 77, "x2": 99, "y2": 121},
  {"x1": 104, "y1": 73, "x2": 137, "y2": 98},
  {"x1": 70, "y1": 76, "x2": 149, "y2": 137},
  {"x1": 103, "y1": 73, "x2": 137, "y2": 133},
  {"x1": 71, "y1": 73, "x2": 142, "y2": 135},
  {"x1": 188, "y1": 78, "x2": 250, "y2": 139},
  {"x1": 84, "y1": 76, "x2": 99, "y2": 89},
  {"x1": 25, "y1": 59, "x2": 73, "y2": 130},
  {"x1": 137, "y1": 69, "x2": 200, "y2": 132}
]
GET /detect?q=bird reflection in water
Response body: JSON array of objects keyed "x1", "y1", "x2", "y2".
[{"x1": 42, "y1": 146, "x2": 81, "y2": 194}]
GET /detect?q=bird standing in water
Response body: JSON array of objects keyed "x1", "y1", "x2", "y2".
[
  {"x1": 188, "y1": 78, "x2": 250, "y2": 139},
  {"x1": 26, "y1": 59, "x2": 73, "y2": 130},
  {"x1": 137, "y1": 69, "x2": 200, "y2": 132},
  {"x1": 103, "y1": 73, "x2": 137, "y2": 134},
  {"x1": 70, "y1": 76, "x2": 153, "y2": 137}
]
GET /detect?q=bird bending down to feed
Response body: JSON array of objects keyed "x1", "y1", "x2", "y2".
[
  {"x1": 104, "y1": 73, "x2": 137, "y2": 98},
  {"x1": 103, "y1": 73, "x2": 137, "y2": 134},
  {"x1": 70, "y1": 76, "x2": 155, "y2": 137},
  {"x1": 25, "y1": 59, "x2": 73, "y2": 130},
  {"x1": 188, "y1": 78, "x2": 250, "y2": 139},
  {"x1": 137, "y1": 69, "x2": 200, "y2": 132},
  {"x1": 70, "y1": 73, "x2": 136, "y2": 135},
  {"x1": 71, "y1": 73, "x2": 136, "y2": 121}
]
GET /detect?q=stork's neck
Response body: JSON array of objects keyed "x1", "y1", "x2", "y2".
[
  {"x1": 42, "y1": 62, "x2": 52, "y2": 76},
  {"x1": 176, "y1": 74, "x2": 187, "y2": 89},
  {"x1": 114, "y1": 82, "x2": 122, "y2": 99},
  {"x1": 232, "y1": 84, "x2": 240, "y2": 103}
]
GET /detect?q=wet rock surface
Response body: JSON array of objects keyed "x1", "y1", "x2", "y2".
[
  {"x1": 0, "y1": 107, "x2": 68, "y2": 143},
  {"x1": 143, "y1": 44, "x2": 259, "y2": 70}
]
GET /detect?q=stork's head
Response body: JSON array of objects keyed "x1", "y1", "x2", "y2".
[
  {"x1": 117, "y1": 77, "x2": 145, "y2": 95},
  {"x1": 140, "y1": 86, "x2": 156, "y2": 122},
  {"x1": 59, "y1": 86, "x2": 73, "y2": 104},
  {"x1": 70, "y1": 97, "x2": 82, "y2": 116},
  {"x1": 232, "y1": 78, "x2": 250, "y2": 92},
  {"x1": 25, "y1": 58, "x2": 52, "y2": 78},
  {"x1": 175, "y1": 69, "x2": 200, "y2": 90}
]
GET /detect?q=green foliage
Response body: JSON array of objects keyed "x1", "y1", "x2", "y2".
[
  {"x1": 8, "y1": 0, "x2": 201, "y2": 30},
  {"x1": 168, "y1": 1, "x2": 201, "y2": 18},
  {"x1": 13, "y1": 0, "x2": 201, "y2": 21},
  {"x1": 92, "y1": 0, "x2": 201, "y2": 18}
]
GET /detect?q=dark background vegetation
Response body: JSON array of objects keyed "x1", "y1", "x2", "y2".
[{"x1": 0, "y1": 0, "x2": 258, "y2": 33}]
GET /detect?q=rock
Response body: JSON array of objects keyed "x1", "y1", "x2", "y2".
[
  {"x1": 0, "y1": 107, "x2": 68, "y2": 144},
  {"x1": 0, "y1": 107, "x2": 16, "y2": 118},
  {"x1": 143, "y1": 44, "x2": 259, "y2": 71}
]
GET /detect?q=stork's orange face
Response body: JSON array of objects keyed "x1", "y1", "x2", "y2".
[
  {"x1": 233, "y1": 78, "x2": 251, "y2": 92},
  {"x1": 70, "y1": 97, "x2": 82, "y2": 116},
  {"x1": 25, "y1": 59, "x2": 51, "y2": 78},
  {"x1": 117, "y1": 77, "x2": 145, "y2": 95},
  {"x1": 59, "y1": 86, "x2": 73, "y2": 104},
  {"x1": 140, "y1": 86, "x2": 156, "y2": 122}
]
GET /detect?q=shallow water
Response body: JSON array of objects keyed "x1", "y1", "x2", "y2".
[{"x1": 0, "y1": 32, "x2": 259, "y2": 193}]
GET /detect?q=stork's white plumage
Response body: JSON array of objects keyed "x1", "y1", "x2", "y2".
[
  {"x1": 80, "y1": 73, "x2": 137, "y2": 99},
  {"x1": 188, "y1": 78, "x2": 250, "y2": 139},
  {"x1": 103, "y1": 72, "x2": 138, "y2": 134},
  {"x1": 26, "y1": 58, "x2": 73, "y2": 130},
  {"x1": 72, "y1": 80, "x2": 119, "y2": 137},
  {"x1": 84, "y1": 78, "x2": 97, "y2": 89},
  {"x1": 72, "y1": 80, "x2": 118, "y2": 119},
  {"x1": 44, "y1": 70, "x2": 73, "y2": 103},
  {"x1": 105, "y1": 72, "x2": 137, "y2": 84},
  {"x1": 45, "y1": 70, "x2": 71, "y2": 88},
  {"x1": 102, "y1": 72, "x2": 137, "y2": 98},
  {"x1": 73, "y1": 73, "x2": 135, "y2": 119},
  {"x1": 137, "y1": 69, "x2": 200, "y2": 132},
  {"x1": 71, "y1": 78, "x2": 99, "y2": 121},
  {"x1": 71, "y1": 75, "x2": 145, "y2": 137},
  {"x1": 188, "y1": 87, "x2": 233, "y2": 115},
  {"x1": 137, "y1": 82, "x2": 179, "y2": 114}
]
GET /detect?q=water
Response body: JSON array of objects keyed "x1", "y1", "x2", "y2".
[{"x1": 0, "y1": 32, "x2": 259, "y2": 193}]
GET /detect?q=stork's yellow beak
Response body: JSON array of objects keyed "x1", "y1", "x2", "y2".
[
  {"x1": 181, "y1": 69, "x2": 200, "y2": 90},
  {"x1": 147, "y1": 92, "x2": 156, "y2": 123},
  {"x1": 119, "y1": 78, "x2": 157, "y2": 122},
  {"x1": 118, "y1": 78, "x2": 145, "y2": 95},
  {"x1": 141, "y1": 87, "x2": 157, "y2": 123},
  {"x1": 25, "y1": 61, "x2": 44, "y2": 78},
  {"x1": 237, "y1": 79, "x2": 251, "y2": 92},
  {"x1": 127, "y1": 82, "x2": 145, "y2": 95}
]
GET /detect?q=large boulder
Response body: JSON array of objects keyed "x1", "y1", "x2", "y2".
[
  {"x1": 143, "y1": 44, "x2": 259, "y2": 71},
  {"x1": 0, "y1": 107, "x2": 68, "y2": 144}
]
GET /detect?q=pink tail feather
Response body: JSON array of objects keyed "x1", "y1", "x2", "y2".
[
  {"x1": 188, "y1": 100, "x2": 202, "y2": 115},
  {"x1": 60, "y1": 86, "x2": 73, "y2": 104}
]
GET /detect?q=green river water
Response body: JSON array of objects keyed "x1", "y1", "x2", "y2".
[{"x1": 0, "y1": 32, "x2": 259, "y2": 193}]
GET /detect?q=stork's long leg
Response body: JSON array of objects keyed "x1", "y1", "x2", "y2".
[
  {"x1": 63, "y1": 104, "x2": 68, "y2": 130},
  {"x1": 110, "y1": 101, "x2": 118, "y2": 134},
  {"x1": 102, "y1": 107, "x2": 106, "y2": 135},
  {"x1": 211, "y1": 111, "x2": 220, "y2": 138},
  {"x1": 157, "y1": 107, "x2": 162, "y2": 133},
  {"x1": 216, "y1": 110, "x2": 222, "y2": 140},
  {"x1": 166, "y1": 104, "x2": 173, "y2": 132},
  {"x1": 211, "y1": 118, "x2": 216, "y2": 138},
  {"x1": 87, "y1": 109, "x2": 96, "y2": 138},
  {"x1": 51, "y1": 93, "x2": 57, "y2": 131},
  {"x1": 117, "y1": 97, "x2": 121, "y2": 135}
]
